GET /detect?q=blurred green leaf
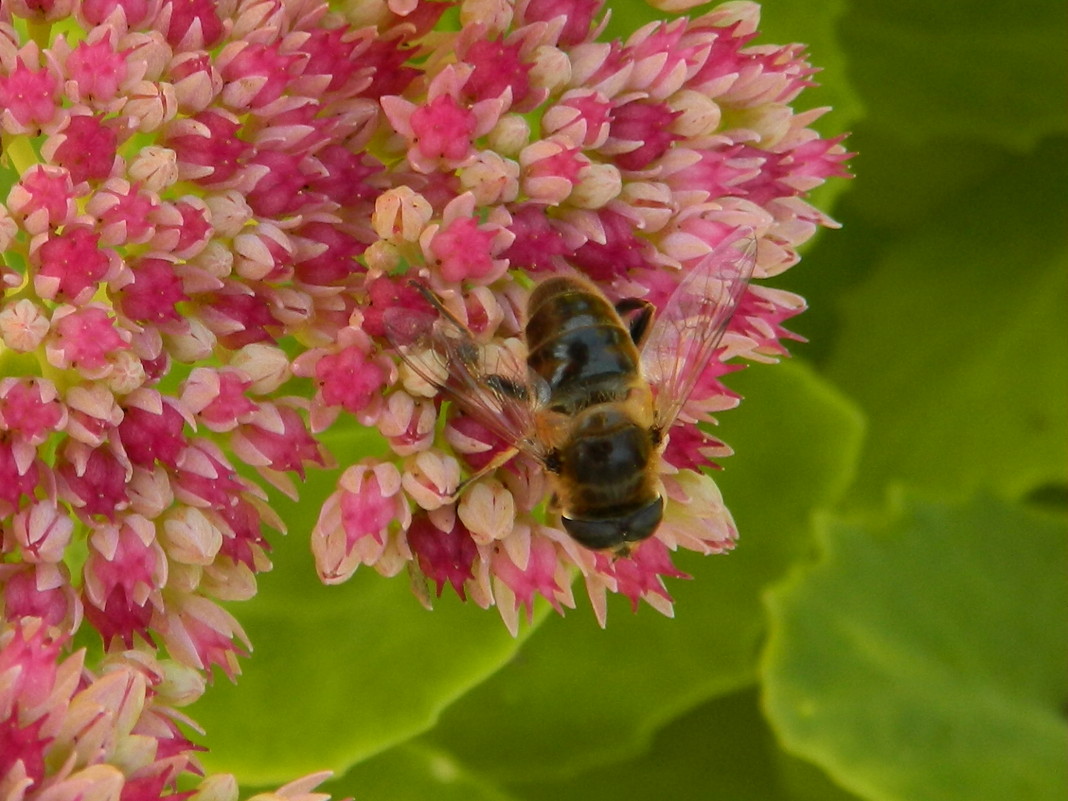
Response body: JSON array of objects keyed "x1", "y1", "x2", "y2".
[
  {"x1": 419, "y1": 361, "x2": 864, "y2": 782},
  {"x1": 321, "y1": 742, "x2": 520, "y2": 801},
  {"x1": 503, "y1": 688, "x2": 862, "y2": 801},
  {"x1": 822, "y1": 136, "x2": 1068, "y2": 506},
  {"x1": 191, "y1": 423, "x2": 543, "y2": 784},
  {"x1": 840, "y1": 0, "x2": 1067, "y2": 149},
  {"x1": 775, "y1": 138, "x2": 1027, "y2": 364},
  {"x1": 599, "y1": 0, "x2": 661, "y2": 37},
  {"x1": 763, "y1": 493, "x2": 1068, "y2": 801},
  {"x1": 837, "y1": 132, "x2": 1016, "y2": 234}
]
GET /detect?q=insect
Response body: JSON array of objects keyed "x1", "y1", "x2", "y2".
[{"x1": 385, "y1": 232, "x2": 756, "y2": 556}]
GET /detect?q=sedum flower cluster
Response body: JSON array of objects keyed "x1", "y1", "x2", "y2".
[{"x1": 0, "y1": 0, "x2": 848, "y2": 797}]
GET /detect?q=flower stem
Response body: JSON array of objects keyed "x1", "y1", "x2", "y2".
[{"x1": 3, "y1": 135, "x2": 37, "y2": 175}]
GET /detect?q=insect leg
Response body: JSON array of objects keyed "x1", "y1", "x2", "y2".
[
  {"x1": 447, "y1": 445, "x2": 521, "y2": 501},
  {"x1": 410, "y1": 280, "x2": 471, "y2": 334},
  {"x1": 410, "y1": 281, "x2": 523, "y2": 389},
  {"x1": 614, "y1": 298, "x2": 656, "y2": 348}
]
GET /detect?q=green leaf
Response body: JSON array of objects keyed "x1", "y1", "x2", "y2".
[
  {"x1": 763, "y1": 493, "x2": 1068, "y2": 801},
  {"x1": 419, "y1": 361, "x2": 865, "y2": 782},
  {"x1": 832, "y1": 132, "x2": 1018, "y2": 234},
  {"x1": 320, "y1": 742, "x2": 520, "y2": 801},
  {"x1": 841, "y1": 0, "x2": 1067, "y2": 149},
  {"x1": 190, "y1": 424, "x2": 542, "y2": 785},
  {"x1": 821, "y1": 136, "x2": 1068, "y2": 506},
  {"x1": 503, "y1": 689, "x2": 862, "y2": 801}
]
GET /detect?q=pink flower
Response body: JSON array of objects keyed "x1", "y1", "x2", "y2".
[
  {"x1": 491, "y1": 533, "x2": 575, "y2": 635},
  {"x1": 0, "y1": 54, "x2": 59, "y2": 131},
  {"x1": 45, "y1": 113, "x2": 120, "y2": 184},
  {"x1": 61, "y1": 29, "x2": 128, "y2": 105},
  {"x1": 7, "y1": 165, "x2": 75, "y2": 233},
  {"x1": 407, "y1": 513, "x2": 480, "y2": 601},
  {"x1": 181, "y1": 367, "x2": 258, "y2": 431},
  {"x1": 0, "y1": 0, "x2": 848, "y2": 793},
  {"x1": 33, "y1": 226, "x2": 116, "y2": 303},
  {"x1": 382, "y1": 65, "x2": 511, "y2": 173},
  {"x1": 312, "y1": 462, "x2": 409, "y2": 583},
  {"x1": 0, "y1": 2, "x2": 389, "y2": 795},
  {"x1": 154, "y1": 593, "x2": 249, "y2": 678},
  {"x1": 0, "y1": 617, "x2": 236, "y2": 801},
  {"x1": 307, "y1": 0, "x2": 848, "y2": 632},
  {"x1": 458, "y1": 28, "x2": 543, "y2": 112},
  {"x1": 0, "y1": 564, "x2": 81, "y2": 630},
  {"x1": 421, "y1": 193, "x2": 514, "y2": 284},
  {"x1": 599, "y1": 536, "x2": 689, "y2": 615}
]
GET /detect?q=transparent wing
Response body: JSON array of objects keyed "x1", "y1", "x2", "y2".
[
  {"x1": 383, "y1": 298, "x2": 548, "y2": 462},
  {"x1": 642, "y1": 231, "x2": 756, "y2": 431}
]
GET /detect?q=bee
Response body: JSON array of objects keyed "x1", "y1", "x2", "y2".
[{"x1": 385, "y1": 232, "x2": 756, "y2": 556}]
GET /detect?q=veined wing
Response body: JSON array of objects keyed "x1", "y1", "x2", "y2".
[
  {"x1": 383, "y1": 290, "x2": 549, "y2": 462},
  {"x1": 642, "y1": 230, "x2": 756, "y2": 431}
]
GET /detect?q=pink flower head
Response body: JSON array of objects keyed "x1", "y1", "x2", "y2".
[
  {"x1": 0, "y1": 0, "x2": 848, "y2": 792},
  {"x1": 407, "y1": 513, "x2": 479, "y2": 601},
  {"x1": 599, "y1": 536, "x2": 690, "y2": 615},
  {"x1": 155, "y1": 593, "x2": 249, "y2": 678},
  {"x1": 491, "y1": 533, "x2": 574, "y2": 635},
  {"x1": 312, "y1": 338, "x2": 392, "y2": 419},
  {"x1": 382, "y1": 65, "x2": 511, "y2": 174},
  {"x1": 180, "y1": 367, "x2": 258, "y2": 431},
  {"x1": 521, "y1": 0, "x2": 603, "y2": 47},
  {"x1": 62, "y1": 29, "x2": 128, "y2": 105},
  {"x1": 305, "y1": 0, "x2": 847, "y2": 633},
  {"x1": 422, "y1": 193, "x2": 515, "y2": 285},
  {"x1": 46, "y1": 112, "x2": 120, "y2": 184},
  {"x1": 33, "y1": 226, "x2": 115, "y2": 303},
  {"x1": 312, "y1": 462, "x2": 409, "y2": 584},
  {"x1": 8, "y1": 165, "x2": 76, "y2": 233},
  {"x1": 0, "y1": 615, "x2": 227, "y2": 800},
  {"x1": 0, "y1": 54, "x2": 60, "y2": 132},
  {"x1": 0, "y1": 378, "x2": 66, "y2": 449},
  {"x1": 0, "y1": 563, "x2": 81, "y2": 630},
  {"x1": 119, "y1": 255, "x2": 189, "y2": 324}
]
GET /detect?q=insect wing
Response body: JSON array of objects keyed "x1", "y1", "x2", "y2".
[
  {"x1": 642, "y1": 232, "x2": 756, "y2": 430},
  {"x1": 383, "y1": 304, "x2": 547, "y2": 461}
]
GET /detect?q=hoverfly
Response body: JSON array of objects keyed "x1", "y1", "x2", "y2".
[{"x1": 385, "y1": 231, "x2": 755, "y2": 556}]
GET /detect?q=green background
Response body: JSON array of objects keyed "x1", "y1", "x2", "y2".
[{"x1": 190, "y1": 1, "x2": 1067, "y2": 798}]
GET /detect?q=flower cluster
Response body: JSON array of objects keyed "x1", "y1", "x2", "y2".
[
  {"x1": 0, "y1": 0, "x2": 847, "y2": 795},
  {"x1": 306, "y1": 0, "x2": 849, "y2": 632},
  {"x1": 0, "y1": 619, "x2": 338, "y2": 799}
]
